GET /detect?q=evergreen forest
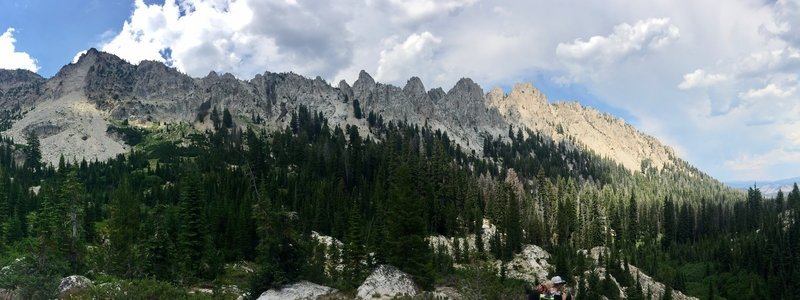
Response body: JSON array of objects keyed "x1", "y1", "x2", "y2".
[{"x1": 0, "y1": 106, "x2": 798, "y2": 299}]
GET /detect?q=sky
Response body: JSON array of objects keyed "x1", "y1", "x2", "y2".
[{"x1": 1, "y1": 0, "x2": 799, "y2": 183}]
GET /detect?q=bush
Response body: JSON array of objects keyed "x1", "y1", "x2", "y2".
[{"x1": 73, "y1": 279, "x2": 213, "y2": 299}]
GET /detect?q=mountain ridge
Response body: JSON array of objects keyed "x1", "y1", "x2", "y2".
[{"x1": 1, "y1": 48, "x2": 699, "y2": 180}]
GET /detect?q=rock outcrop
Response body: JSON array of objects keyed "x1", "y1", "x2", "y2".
[
  {"x1": 486, "y1": 83, "x2": 677, "y2": 173},
  {"x1": 58, "y1": 275, "x2": 93, "y2": 298},
  {"x1": 427, "y1": 218, "x2": 497, "y2": 258},
  {"x1": 501, "y1": 245, "x2": 552, "y2": 284},
  {"x1": 357, "y1": 265, "x2": 418, "y2": 299},
  {"x1": 257, "y1": 281, "x2": 337, "y2": 300},
  {"x1": 0, "y1": 288, "x2": 19, "y2": 300}
]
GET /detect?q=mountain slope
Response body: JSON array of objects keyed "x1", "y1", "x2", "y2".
[{"x1": 1, "y1": 49, "x2": 692, "y2": 178}]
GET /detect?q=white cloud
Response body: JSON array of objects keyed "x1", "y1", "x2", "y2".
[
  {"x1": 72, "y1": 50, "x2": 89, "y2": 64},
  {"x1": 678, "y1": 69, "x2": 729, "y2": 89},
  {"x1": 0, "y1": 28, "x2": 40, "y2": 72},
  {"x1": 556, "y1": 18, "x2": 680, "y2": 66},
  {"x1": 724, "y1": 148, "x2": 800, "y2": 173},
  {"x1": 739, "y1": 83, "x2": 796, "y2": 99},
  {"x1": 733, "y1": 47, "x2": 800, "y2": 77},
  {"x1": 101, "y1": 0, "x2": 352, "y2": 79},
  {"x1": 766, "y1": 0, "x2": 800, "y2": 47},
  {"x1": 381, "y1": 0, "x2": 477, "y2": 24},
  {"x1": 376, "y1": 32, "x2": 442, "y2": 83}
]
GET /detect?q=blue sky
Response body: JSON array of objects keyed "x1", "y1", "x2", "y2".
[
  {"x1": 2, "y1": 0, "x2": 800, "y2": 183},
  {"x1": 0, "y1": 0, "x2": 132, "y2": 76}
]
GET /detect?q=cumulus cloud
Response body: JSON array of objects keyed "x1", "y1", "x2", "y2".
[
  {"x1": 376, "y1": 32, "x2": 442, "y2": 83},
  {"x1": 72, "y1": 50, "x2": 89, "y2": 64},
  {"x1": 739, "y1": 83, "x2": 796, "y2": 99},
  {"x1": 380, "y1": 0, "x2": 477, "y2": 24},
  {"x1": 0, "y1": 28, "x2": 40, "y2": 72},
  {"x1": 556, "y1": 18, "x2": 680, "y2": 66},
  {"x1": 724, "y1": 148, "x2": 800, "y2": 173},
  {"x1": 765, "y1": 0, "x2": 800, "y2": 47},
  {"x1": 678, "y1": 69, "x2": 729, "y2": 89},
  {"x1": 101, "y1": 0, "x2": 352, "y2": 79}
]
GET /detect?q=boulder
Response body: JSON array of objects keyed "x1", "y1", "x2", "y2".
[
  {"x1": 357, "y1": 265, "x2": 419, "y2": 299},
  {"x1": 257, "y1": 281, "x2": 336, "y2": 300},
  {"x1": 502, "y1": 244, "x2": 552, "y2": 283},
  {"x1": 58, "y1": 275, "x2": 93, "y2": 297},
  {"x1": 0, "y1": 288, "x2": 20, "y2": 300}
]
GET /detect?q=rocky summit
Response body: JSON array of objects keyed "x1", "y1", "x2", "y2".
[{"x1": 1, "y1": 49, "x2": 686, "y2": 175}]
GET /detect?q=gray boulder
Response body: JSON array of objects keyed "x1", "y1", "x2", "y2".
[
  {"x1": 357, "y1": 265, "x2": 418, "y2": 299},
  {"x1": 257, "y1": 281, "x2": 337, "y2": 300},
  {"x1": 57, "y1": 275, "x2": 93, "y2": 297}
]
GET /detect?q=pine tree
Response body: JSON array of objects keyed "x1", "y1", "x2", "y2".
[
  {"x1": 504, "y1": 185, "x2": 522, "y2": 257},
  {"x1": 626, "y1": 278, "x2": 644, "y2": 300},
  {"x1": 353, "y1": 99, "x2": 362, "y2": 119},
  {"x1": 24, "y1": 132, "x2": 42, "y2": 173},
  {"x1": 0, "y1": 169, "x2": 7, "y2": 230},
  {"x1": 223, "y1": 107, "x2": 234, "y2": 128},
  {"x1": 788, "y1": 183, "x2": 800, "y2": 209},
  {"x1": 58, "y1": 170, "x2": 86, "y2": 274},
  {"x1": 108, "y1": 179, "x2": 142, "y2": 277},
  {"x1": 177, "y1": 163, "x2": 209, "y2": 279},
  {"x1": 386, "y1": 159, "x2": 433, "y2": 288},
  {"x1": 211, "y1": 106, "x2": 221, "y2": 130},
  {"x1": 343, "y1": 203, "x2": 367, "y2": 288},
  {"x1": 144, "y1": 205, "x2": 177, "y2": 281},
  {"x1": 661, "y1": 286, "x2": 673, "y2": 300},
  {"x1": 662, "y1": 197, "x2": 675, "y2": 249},
  {"x1": 249, "y1": 183, "x2": 306, "y2": 297},
  {"x1": 627, "y1": 192, "x2": 638, "y2": 246}
]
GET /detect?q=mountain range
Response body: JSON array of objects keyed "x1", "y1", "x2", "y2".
[
  {"x1": 0, "y1": 48, "x2": 702, "y2": 181},
  {"x1": 727, "y1": 176, "x2": 800, "y2": 196}
]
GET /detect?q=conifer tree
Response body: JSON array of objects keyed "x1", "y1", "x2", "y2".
[
  {"x1": 386, "y1": 159, "x2": 433, "y2": 288},
  {"x1": 662, "y1": 197, "x2": 675, "y2": 249},
  {"x1": 24, "y1": 132, "x2": 41, "y2": 173},
  {"x1": 58, "y1": 170, "x2": 86, "y2": 274},
  {"x1": 353, "y1": 99, "x2": 362, "y2": 119},
  {"x1": 108, "y1": 179, "x2": 142, "y2": 277},
  {"x1": 789, "y1": 183, "x2": 800, "y2": 209},
  {"x1": 223, "y1": 108, "x2": 233, "y2": 128},
  {"x1": 177, "y1": 163, "x2": 209, "y2": 279},
  {"x1": 343, "y1": 203, "x2": 367, "y2": 288}
]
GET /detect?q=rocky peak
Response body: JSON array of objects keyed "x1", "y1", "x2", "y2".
[
  {"x1": 448, "y1": 78, "x2": 481, "y2": 97},
  {"x1": 0, "y1": 69, "x2": 43, "y2": 88},
  {"x1": 0, "y1": 69, "x2": 45, "y2": 110},
  {"x1": 427, "y1": 87, "x2": 445, "y2": 102},
  {"x1": 338, "y1": 79, "x2": 353, "y2": 102},
  {"x1": 403, "y1": 76, "x2": 426, "y2": 96},
  {"x1": 354, "y1": 70, "x2": 375, "y2": 90},
  {"x1": 351, "y1": 70, "x2": 376, "y2": 104}
]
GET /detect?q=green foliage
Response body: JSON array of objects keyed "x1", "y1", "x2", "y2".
[
  {"x1": 106, "y1": 124, "x2": 146, "y2": 145},
  {"x1": 456, "y1": 263, "x2": 525, "y2": 300},
  {"x1": 24, "y1": 132, "x2": 41, "y2": 173},
  {"x1": 75, "y1": 279, "x2": 215, "y2": 299}
]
